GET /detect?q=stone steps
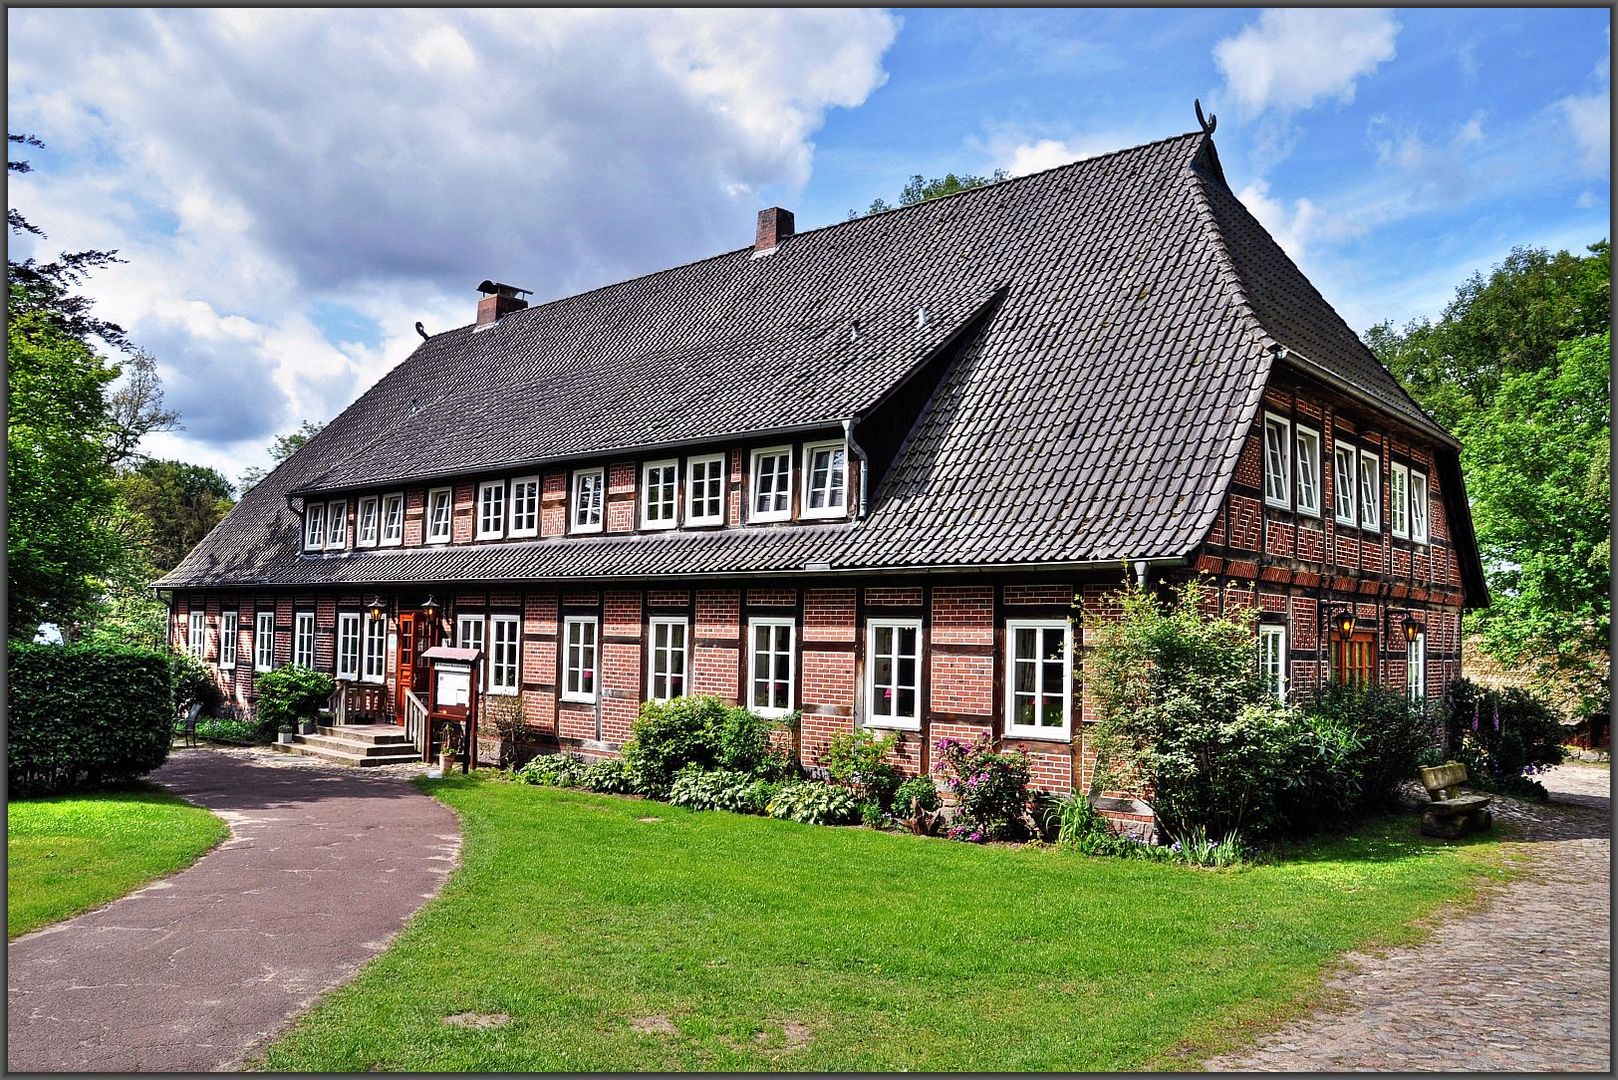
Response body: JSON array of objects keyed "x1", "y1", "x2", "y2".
[{"x1": 278, "y1": 725, "x2": 422, "y2": 767}]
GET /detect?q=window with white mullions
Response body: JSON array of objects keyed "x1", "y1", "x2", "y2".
[
  {"x1": 509, "y1": 477, "x2": 539, "y2": 537},
  {"x1": 456, "y1": 614, "x2": 486, "y2": 688},
  {"x1": 572, "y1": 469, "x2": 604, "y2": 532},
  {"x1": 750, "y1": 447, "x2": 792, "y2": 522},
  {"x1": 381, "y1": 493, "x2": 405, "y2": 545},
  {"x1": 219, "y1": 610, "x2": 237, "y2": 669},
  {"x1": 1258, "y1": 623, "x2": 1287, "y2": 701},
  {"x1": 477, "y1": 481, "x2": 506, "y2": 539},
  {"x1": 1005, "y1": 620, "x2": 1071, "y2": 738},
  {"x1": 686, "y1": 454, "x2": 725, "y2": 525},
  {"x1": 326, "y1": 500, "x2": 347, "y2": 548},
  {"x1": 648, "y1": 616, "x2": 689, "y2": 701},
  {"x1": 426, "y1": 488, "x2": 453, "y2": 543},
  {"x1": 357, "y1": 496, "x2": 380, "y2": 547},
  {"x1": 866, "y1": 619, "x2": 921, "y2": 729},
  {"x1": 1358, "y1": 448, "x2": 1381, "y2": 531},
  {"x1": 187, "y1": 610, "x2": 207, "y2": 658},
  {"x1": 1407, "y1": 630, "x2": 1427, "y2": 701},
  {"x1": 294, "y1": 611, "x2": 315, "y2": 668},
  {"x1": 362, "y1": 613, "x2": 387, "y2": 683},
  {"x1": 489, "y1": 615, "x2": 520, "y2": 695},
  {"x1": 1409, "y1": 470, "x2": 1430, "y2": 544},
  {"x1": 256, "y1": 611, "x2": 276, "y2": 671},
  {"x1": 643, "y1": 460, "x2": 678, "y2": 529},
  {"x1": 1389, "y1": 463, "x2": 1409, "y2": 538},
  {"x1": 563, "y1": 617, "x2": 598, "y2": 702},
  {"x1": 1333, "y1": 442, "x2": 1358, "y2": 526},
  {"x1": 304, "y1": 502, "x2": 326, "y2": 550},
  {"x1": 336, "y1": 613, "x2": 360, "y2": 680},
  {"x1": 1295, "y1": 425, "x2": 1321, "y2": 517},
  {"x1": 1262, "y1": 414, "x2": 1290, "y2": 509},
  {"x1": 749, "y1": 617, "x2": 795, "y2": 717},
  {"x1": 802, "y1": 440, "x2": 847, "y2": 518}
]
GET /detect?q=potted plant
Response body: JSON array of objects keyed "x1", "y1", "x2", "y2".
[
  {"x1": 298, "y1": 713, "x2": 318, "y2": 736},
  {"x1": 439, "y1": 733, "x2": 458, "y2": 775},
  {"x1": 277, "y1": 721, "x2": 297, "y2": 745}
]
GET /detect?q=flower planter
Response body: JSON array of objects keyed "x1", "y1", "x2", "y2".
[
  {"x1": 277, "y1": 730, "x2": 295, "y2": 745},
  {"x1": 298, "y1": 719, "x2": 317, "y2": 735}
]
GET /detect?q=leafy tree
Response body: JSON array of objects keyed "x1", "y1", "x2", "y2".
[
  {"x1": 105, "y1": 350, "x2": 180, "y2": 465},
  {"x1": 237, "y1": 420, "x2": 325, "y2": 493},
  {"x1": 114, "y1": 459, "x2": 235, "y2": 572},
  {"x1": 848, "y1": 168, "x2": 1009, "y2": 219}
]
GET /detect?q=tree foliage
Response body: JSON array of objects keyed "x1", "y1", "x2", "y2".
[
  {"x1": 237, "y1": 420, "x2": 326, "y2": 492},
  {"x1": 114, "y1": 458, "x2": 235, "y2": 571},
  {"x1": 848, "y1": 168, "x2": 1009, "y2": 219},
  {"x1": 1367, "y1": 241, "x2": 1610, "y2": 716}
]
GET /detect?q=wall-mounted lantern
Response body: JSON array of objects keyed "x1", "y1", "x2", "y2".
[
  {"x1": 1403, "y1": 615, "x2": 1424, "y2": 643},
  {"x1": 366, "y1": 595, "x2": 388, "y2": 622},
  {"x1": 1333, "y1": 608, "x2": 1357, "y2": 638},
  {"x1": 420, "y1": 594, "x2": 442, "y2": 620}
]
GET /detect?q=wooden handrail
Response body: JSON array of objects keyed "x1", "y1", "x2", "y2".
[
  {"x1": 327, "y1": 682, "x2": 348, "y2": 727},
  {"x1": 404, "y1": 690, "x2": 429, "y2": 759}
]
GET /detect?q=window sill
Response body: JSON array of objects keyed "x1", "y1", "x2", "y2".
[
  {"x1": 1003, "y1": 729, "x2": 1072, "y2": 743},
  {"x1": 1263, "y1": 496, "x2": 1291, "y2": 512},
  {"x1": 561, "y1": 692, "x2": 596, "y2": 704},
  {"x1": 863, "y1": 719, "x2": 920, "y2": 732},
  {"x1": 752, "y1": 706, "x2": 794, "y2": 720},
  {"x1": 641, "y1": 520, "x2": 678, "y2": 531},
  {"x1": 570, "y1": 524, "x2": 604, "y2": 535},
  {"x1": 487, "y1": 687, "x2": 519, "y2": 697},
  {"x1": 800, "y1": 506, "x2": 847, "y2": 521}
]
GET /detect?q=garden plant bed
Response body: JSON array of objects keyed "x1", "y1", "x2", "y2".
[
  {"x1": 255, "y1": 775, "x2": 1508, "y2": 1072},
  {"x1": 7, "y1": 784, "x2": 228, "y2": 938}
]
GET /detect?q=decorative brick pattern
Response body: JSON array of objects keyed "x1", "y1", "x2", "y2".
[
  {"x1": 865, "y1": 587, "x2": 922, "y2": 608},
  {"x1": 932, "y1": 586, "x2": 993, "y2": 646},
  {"x1": 803, "y1": 588, "x2": 855, "y2": 642}
]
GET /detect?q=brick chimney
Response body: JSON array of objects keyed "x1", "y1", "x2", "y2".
[
  {"x1": 754, "y1": 207, "x2": 795, "y2": 253},
  {"x1": 476, "y1": 280, "x2": 531, "y2": 325}
]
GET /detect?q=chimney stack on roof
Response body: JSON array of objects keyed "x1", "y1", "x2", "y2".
[
  {"x1": 754, "y1": 207, "x2": 795, "y2": 254},
  {"x1": 476, "y1": 280, "x2": 531, "y2": 325}
]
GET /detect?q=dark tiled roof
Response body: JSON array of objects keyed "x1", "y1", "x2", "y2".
[{"x1": 158, "y1": 131, "x2": 1457, "y2": 591}]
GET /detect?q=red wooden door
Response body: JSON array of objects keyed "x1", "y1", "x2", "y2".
[
  {"x1": 1333, "y1": 631, "x2": 1378, "y2": 688},
  {"x1": 395, "y1": 612, "x2": 439, "y2": 725}
]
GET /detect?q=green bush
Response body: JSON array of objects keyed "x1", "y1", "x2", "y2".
[
  {"x1": 169, "y1": 651, "x2": 222, "y2": 716},
  {"x1": 578, "y1": 757, "x2": 642, "y2": 795},
  {"x1": 822, "y1": 728, "x2": 902, "y2": 809},
  {"x1": 621, "y1": 696, "x2": 795, "y2": 794},
  {"x1": 193, "y1": 715, "x2": 262, "y2": 744},
  {"x1": 1303, "y1": 683, "x2": 1439, "y2": 811},
  {"x1": 253, "y1": 665, "x2": 334, "y2": 734},
  {"x1": 515, "y1": 753, "x2": 587, "y2": 787},
  {"x1": 933, "y1": 733, "x2": 1032, "y2": 842},
  {"x1": 8, "y1": 642, "x2": 175, "y2": 796},
  {"x1": 1443, "y1": 678, "x2": 1566, "y2": 797},
  {"x1": 892, "y1": 776, "x2": 940, "y2": 816},
  {"x1": 766, "y1": 780, "x2": 862, "y2": 826},
  {"x1": 668, "y1": 767, "x2": 780, "y2": 815},
  {"x1": 1043, "y1": 794, "x2": 1172, "y2": 860}
]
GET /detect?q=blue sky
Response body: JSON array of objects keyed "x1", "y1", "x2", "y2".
[{"x1": 7, "y1": 8, "x2": 1609, "y2": 482}]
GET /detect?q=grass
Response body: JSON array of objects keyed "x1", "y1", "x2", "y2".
[
  {"x1": 7, "y1": 784, "x2": 229, "y2": 939},
  {"x1": 256, "y1": 776, "x2": 1506, "y2": 1072}
]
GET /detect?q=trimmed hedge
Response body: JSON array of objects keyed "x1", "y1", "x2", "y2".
[{"x1": 8, "y1": 643, "x2": 176, "y2": 797}]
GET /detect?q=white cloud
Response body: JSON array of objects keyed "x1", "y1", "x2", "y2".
[
  {"x1": 997, "y1": 130, "x2": 1157, "y2": 177},
  {"x1": 1236, "y1": 179, "x2": 1340, "y2": 265},
  {"x1": 6, "y1": 9, "x2": 898, "y2": 479},
  {"x1": 1559, "y1": 91, "x2": 1610, "y2": 174},
  {"x1": 1213, "y1": 9, "x2": 1399, "y2": 113}
]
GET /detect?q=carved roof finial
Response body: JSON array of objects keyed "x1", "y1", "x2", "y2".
[{"x1": 1194, "y1": 98, "x2": 1217, "y2": 135}]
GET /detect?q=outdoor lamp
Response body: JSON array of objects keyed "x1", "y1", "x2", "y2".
[
  {"x1": 420, "y1": 594, "x2": 442, "y2": 620},
  {"x1": 1403, "y1": 615, "x2": 1424, "y2": 643},
  {"x1": 366, "y1": 595, "x2": 387, "y2": 622},
  {"x1": 1333, "y1": 609, "x2": 1357, "y2": 637}
]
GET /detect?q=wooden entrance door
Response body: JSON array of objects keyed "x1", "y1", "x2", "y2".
[
  {"x1": 396, "y1": 612, "x2": 439, "y2": 725},
  {"x1": 1333, "y1": 631, "x2": 1377, "y2": 688}
]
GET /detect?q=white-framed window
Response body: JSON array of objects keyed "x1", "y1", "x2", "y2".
[
  {"x1": 489, "y1": 614, "x2": 520, "y2": 695},
  {"x1": 1295, "y1": 424, "x2": 1321, "y2": 517},
  {"x1": 648, "y1": 616, "x2": 690, "y2": 702},
  {"x1": 1358, "y1": 448, "x2": 1381, "y2": 532},
  {"x1": 1258, "y1": 623, "x2": 1287, "y2": 702},
  {"x1": 336, "y1": 612, "x2": 361, "y2": 680},
  {"x1": 562, "y1": 616, "x2": 599, "y2": 703},
  {"x1": 362, "y1": 613, "x2": 387, "y2": 683},
  {"x1": 572, "y1": 468, "x2": 604, "y2": 533},
  {"x1": 356, "y1": 496, "x2": 380, "y2": 548},
  {"x1": 1006, "y1": 619, "x2": 1071, "y2": 739},
  {"x1": 750, "y1": 446, "x2": 792, "y2": 522},
  {"x1": 1333, "y1": 442, "x2": 1358, "y2": 526},
  {"x1": 642, "y1": 460, "x2": 678, "y2": 530},
  {"x1": 380, "y1": 493, "x2": 405, "y2": 545},
  {"x1": 509, "y1": 476, "x2": 539, "y2": 537},
  {"x1": 1409, "y1": 470, "x2": 1430, "y2": 544},
  {"x1": 686, "y1": 453, "x2": 726, "y2": 525},
  {"x1": 255, "y1": 611, "x2": 276, "y2": 672},
  {"x1": 326, "y1": 500, "x2": 347, "y2": 548},
  {"x1": 802, "y1": 440, "x2": 848, "y2": 518},
  {"x1": 304, "y1": 502, "x2": 327, "y2": 550},
  {"x1": 187, "y1": 610, "x2": 208, "y2": 659},
  {"x1": 452, "y1": 612, "x2": 483, "y2": 687},
  {"x1": 865, "y1": 619, "x2": 922, "y2": 729},
  {"x1": 748, "y1": 616, "x2": 795, "y2": 717},
  {"x1": 186, "y1": 612, "x2": 205, "y2": 663},
  {"x1": 294, "y1": 611, "x2": 316, "y2": 668},
  {"x1": 1407, "y1": 630, "x2": 1427, "y2": 701},
  {"x1": 477, "y1": 481, "x2": 506, "y2": 540},
  {"x1": 1262, "y1": 413, "x2": 1290, "y2": 509},
  {"x1": 1389, "y1": 462, "x2": 1410, "y2": 539},
  {"x1": 218, "y1": 610, "x2": 237, "y2": 669},
  {"x1": 426, "y1": 488, "x2": 453, "y2": 544}
]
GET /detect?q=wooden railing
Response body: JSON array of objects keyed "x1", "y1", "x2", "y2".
[
  {"x1": 327, "y1": 682, "x2": 347, "y2": 726},
  {"x1": 404, "y1": 690, "x2": 429, "y2": 759}
]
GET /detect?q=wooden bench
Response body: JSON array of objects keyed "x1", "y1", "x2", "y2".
[{"x1": 1418, "y1": 761, "x2": 1493, "y2": 838}]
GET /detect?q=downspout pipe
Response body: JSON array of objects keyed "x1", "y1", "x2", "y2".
[{"x1": 842, "y1": 416, "x2": 869, "y2": 520}]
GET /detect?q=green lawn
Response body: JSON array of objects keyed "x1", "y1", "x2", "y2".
[
  {"x1": 7, "y1": 784, "x2": 229, "y2": 939},
  {"x1": 257, "y1": 777, "x2": 1505, "y2": 1072}
]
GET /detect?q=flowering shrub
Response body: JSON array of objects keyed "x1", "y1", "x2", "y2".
[
  {"x1": 822, "y1": 728, "x2": 902, "y2": 809},
  {"x1": 933, "y1": 734, "x2": 1031, "y2": 842},
  {"x1": 1442, "y1": 678, "x2": 1565, "y2": 798}
]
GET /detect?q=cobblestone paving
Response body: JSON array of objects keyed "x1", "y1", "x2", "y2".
[{"x1": 1204, "y1": 764, "x2": 1611, "y2": 1072}]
